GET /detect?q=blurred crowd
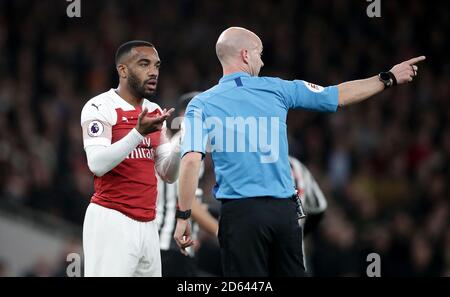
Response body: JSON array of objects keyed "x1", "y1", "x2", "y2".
[{"x1": 0, "y1": 0, "x2": 448, "y2": 276}]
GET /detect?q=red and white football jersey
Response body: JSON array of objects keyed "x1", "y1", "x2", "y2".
[{"x1": 81, "y1": 89, "x2": 165, "y2": 221}]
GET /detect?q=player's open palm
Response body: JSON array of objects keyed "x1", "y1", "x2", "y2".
[
  {"x1": 390, "y1": 56, "x2": 426, "y2": 85},
  {"x1": 136, "y1": 107, "x2": 175, "y2": 136}
]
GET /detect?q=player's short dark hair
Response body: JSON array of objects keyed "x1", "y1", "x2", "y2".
[
  {"x1": 178, "y1": 91, "x2": 201, "y2": 111},
  {"x1": 115, "y1": 40, "x2": 154, "y2": 65}
]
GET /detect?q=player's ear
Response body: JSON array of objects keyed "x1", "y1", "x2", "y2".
[{"x1": 117, "y1": 64, "x2": 128, "y2": 79}]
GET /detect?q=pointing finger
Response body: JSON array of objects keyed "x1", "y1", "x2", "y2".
[{"x1": 406, "y1": 56, "x2": 426, "y2": 65}]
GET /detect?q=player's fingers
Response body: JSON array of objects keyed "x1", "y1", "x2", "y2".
[
  {"x1": 138, "y1": 107, "x2": 149, "y2": 120},
  {"x1": 155, "y1": 112, "x2": 173, "y2": 125},
  {"x1": 151, "y1": 114, "x2": 169, "y2": 124},
  {"x1": 180, "y1": 248, "x2": 189, "y2": 256},
  {"x1": 180, "y1": 239, "x2": 195, "y2": 256},
  {"x1": 164, "y1": 107, "x2": 175, "y2": 117},
  {"x1": 182, "y1": 239, "x2": 194, "y2": 248},
  {"x1": 174, "y1": 235, "x2": 185, "y2": 248},
  {"x1": 179, "y1": 241, "x2": 195, "y2": 256},
  {"x1": 178, "y1": 237, "x2": 193, "y2": 249},
  {"x1": 406, "y1": 56, "x2": 426, "y2": 65}
]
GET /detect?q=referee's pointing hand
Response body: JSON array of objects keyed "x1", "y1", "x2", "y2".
[{"x1": 390, "y1": 56, "x2": 426, "y2": 84}]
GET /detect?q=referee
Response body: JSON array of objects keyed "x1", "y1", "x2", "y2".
[{"x1": 174, "y1": 27, "x2": 425, "y2": 277}]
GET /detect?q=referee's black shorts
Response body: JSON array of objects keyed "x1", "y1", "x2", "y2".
[{"x1": 218, "y1": 196, "x2": 305, "y2": 277}]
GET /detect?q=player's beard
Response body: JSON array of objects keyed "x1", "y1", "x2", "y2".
[{"x1": 127, "y1": 70, "x2": 155, "y2": 99}]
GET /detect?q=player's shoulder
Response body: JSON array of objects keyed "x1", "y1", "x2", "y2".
[
  {"x1": 81, "y1": 89, "x2": 117, "y2": 123},
  {"x1": 288, "y1": 155, "x2": 302, "y2": 168},
  {"x1": 82, "y1": 89, "x2": 116, "y2": 112},
  {"x1": 289, "y1": 155, "x2": 311, "y2": 175},
  {"x1": 84, "y1": 89, "x2": 115, "y2": 105},
  {"x1": 185, "y1": 91, "x2": 208, "y2": 109}
]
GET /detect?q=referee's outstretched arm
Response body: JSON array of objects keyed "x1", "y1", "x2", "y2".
[{"x1": 337, "y1": 56, "x2": 426, "y2": 106}]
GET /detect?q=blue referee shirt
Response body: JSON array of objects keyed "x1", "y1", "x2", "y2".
[{"x1": 181, "y1": 72, "x2": 339, "y2": 199}]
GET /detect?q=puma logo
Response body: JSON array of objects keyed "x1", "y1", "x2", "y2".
[{"x1": 91, "y1": 103, "x2": 101, "y2": 111}]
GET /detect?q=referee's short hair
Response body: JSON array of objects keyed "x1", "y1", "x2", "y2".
[{"x1": 115, "y1": 40, "x2": 154, "y2": 65}]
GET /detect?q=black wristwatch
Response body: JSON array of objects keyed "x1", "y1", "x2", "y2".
[
  {"x1": 175, "y1": 209, "x2": 192, "y2": 220},
  {"x1": 378, "y1": 71, "x2": 397, "y2": 88}
]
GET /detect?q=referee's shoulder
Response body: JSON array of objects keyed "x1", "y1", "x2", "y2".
[
  {"x1": 246, "y1": 75, "x2": 287, "y2": 86},
  {"x1": 189, "y1": 84, "x2": 222, "y2": 103}
]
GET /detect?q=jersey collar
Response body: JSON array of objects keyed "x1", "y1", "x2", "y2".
[{"x1": 219, "y1": 72, "x2": 251, "y2": 84}]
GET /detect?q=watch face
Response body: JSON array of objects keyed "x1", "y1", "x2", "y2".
[
  {"x1": 380, "y1": 72, "x2": 390, "y2": 81},
  {"x1": 176, "y1": 209, "x2": 191, "y2": 219},
  {"x1": 379, "y1": 72, "x2": 392, "y2": 87}
]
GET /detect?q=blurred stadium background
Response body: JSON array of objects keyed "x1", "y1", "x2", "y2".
[{"x1": 0, "y1": 0, "x2": 448, "y2": 277}]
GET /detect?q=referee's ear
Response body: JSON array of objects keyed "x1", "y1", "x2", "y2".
[{"x1": 241, "y1": 49, "x2": 250, "y2": 65}]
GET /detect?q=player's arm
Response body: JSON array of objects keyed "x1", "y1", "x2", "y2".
[
  {"x1": 85, "y1": 130, "x2": 143, "y2": 177},
  {"x1": 154, "y1": 129, "x2": 182, "y2": 183},
  {"x1": 83, "y1": 107, "x2": 172, "y2": 177},
  {"x1": 192, "y1": 198, "x2": 219, "y2": 237},
  {"x1": 299, "y1": 163, "x2": 328, "y2": 236},
  {"x1": 337, "y1": 56, "x2": 425, "y2": 106}
]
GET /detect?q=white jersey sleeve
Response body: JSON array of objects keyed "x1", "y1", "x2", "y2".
[
  {"x1": 80, "y1": 95, "x2": 116, "y2": 148},
  {"x1": 143, "y1": 99, "x2": 181, "y2": 183},
  {"x1": 289, "y1": 156, "x2": 328, "y2": 215},
  {"x1": 80, "y1": 93, "x2": 143, "y2": 177}
]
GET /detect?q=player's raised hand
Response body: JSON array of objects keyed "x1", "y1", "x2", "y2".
[
  {"x1": 174, "y1": 219, "x2": 195, "y2": 256},
  {"x1": 136, "y1": 107, "x2": 175, "y2": 136},
  {"x1": 390, "y1": 56, "x2": 426, "y2": 85}
]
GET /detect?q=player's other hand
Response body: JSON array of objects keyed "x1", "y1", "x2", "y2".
[
  {"x1": 136, "y1": 107, "x2": 175, "y2": 136},
  {"x1": 390, "y1": 56, "x2": 426, "y2": 84},
  {"x1": 174, "y1": 218, "x2": 195, "y2": 256}
]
